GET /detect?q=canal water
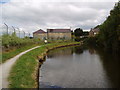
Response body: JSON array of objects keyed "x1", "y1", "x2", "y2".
[{"x1": 39, "y1": 46, "x2": 120, "y2": 88}]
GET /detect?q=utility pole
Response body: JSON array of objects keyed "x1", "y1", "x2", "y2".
[{"x1": 4, "y1": 23, "x2": 8, "y2": 35}]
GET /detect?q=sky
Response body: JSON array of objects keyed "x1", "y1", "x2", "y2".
[{"x1": 0, "y1": 0, "x2": 118, "y2": 36}]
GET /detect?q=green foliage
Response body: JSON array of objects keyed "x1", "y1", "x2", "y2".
[
  {"x1": 74, "y1": 37, "x2": 81, "y2": 42},
  {"x1": 74, "y1": 28, "x2": 83, "y2": 41},
  {"x1": 84, "y1": 36, "x2": 98, "y2": 47},
  {"x1": 2, "y1": 34, "x2": 42, "y2": 48},
  {"x1": 74, "y1": 28, "x2": 83, "y2": 37},
  {"x1": 1, "y1": 34, "x2": 43, "y2": 63},
  {"x1": 83, "y1": 31, "x2": 89, "y2": 36},
  {"x1": 97, "y1": 1, "x2": 120, "y2": 52}
]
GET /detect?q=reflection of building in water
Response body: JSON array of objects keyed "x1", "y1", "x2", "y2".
[
  {"x1": 47, "y1": 47, "x2": 73, "y2": 58},
  {"x1": 47, "y1": 46, "x2": 84, "y2": 58}
]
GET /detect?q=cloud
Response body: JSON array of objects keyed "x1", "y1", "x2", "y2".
[{"x1": 1, "y1": 0, "x2": 117, "y2": 35}]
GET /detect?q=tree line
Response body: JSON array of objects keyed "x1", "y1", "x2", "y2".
[
  {"x1": 85, "y1": 1, "x2": 120, "y2": 53},
  {"x1": 98, "y1": 1, "x2": 120, "y2": 53}
]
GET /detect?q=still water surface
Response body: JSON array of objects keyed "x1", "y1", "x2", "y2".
[{"x1": 39, "y1": 46, "x2": 120, "y2": 88}]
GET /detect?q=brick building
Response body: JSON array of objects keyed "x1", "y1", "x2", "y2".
[
  {"x1": 33, "y1": 29, "x2": 71, "y2": 40},
  {"x1": 47, "y1": 29, "x2": 71, "y2": 40},
  {"x1": 33, "y1": 29, "x2": 47, "y2": 40}
]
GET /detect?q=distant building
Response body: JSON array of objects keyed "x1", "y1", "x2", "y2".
[
  {"x1": 89, "y1": 28, "x2": 100, "y2": 37},
  {"x1": 33, "y1": 29, "x2": 47, "y2": 40},
  {"x1": 47, "y1": 29, "x2": 71, "y2": 40},
  {"x1": 33, "y1": 29, "x2": 72, "y2": 40}
]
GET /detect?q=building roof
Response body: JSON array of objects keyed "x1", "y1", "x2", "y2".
[
  {"x1": 33, "y1": 29, "x2": 46, "y2": 34},
  {"x1": 47, "y1": 29, "x2": 71, "y2": 33}
]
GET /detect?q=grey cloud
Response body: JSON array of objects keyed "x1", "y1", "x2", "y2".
[{"x1": 1, "y1": 0, "x2": 116, "y2": 33}]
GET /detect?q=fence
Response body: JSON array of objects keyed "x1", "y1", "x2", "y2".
[{"x1": 0, "y1": 23, "x2": 31, "y2": 38}]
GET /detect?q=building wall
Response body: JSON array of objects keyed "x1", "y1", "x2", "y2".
[
  {"x1": 89, "y1": 30, "x2": 99, "y2": 37},
  {"x1": 48, "y1": 33, "x2": 71, "y2": 40},
  {"x1": 89, "y1": 31, "x2": 94, "y2": 37},
  {"x1": 33, "y1": 33, "x2": 47, "y2": 40}
]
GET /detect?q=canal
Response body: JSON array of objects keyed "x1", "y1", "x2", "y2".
[{"x1": 39, "y1": 46, "x2": 120, "y2": 88}]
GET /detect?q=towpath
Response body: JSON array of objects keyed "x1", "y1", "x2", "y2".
[{"x1": 0, "y1": 46, "x2": 40, "y2": 89}]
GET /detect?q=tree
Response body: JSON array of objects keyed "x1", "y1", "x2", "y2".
[
  {"x1": 98, "y1": 1, "x2": 120, "y2": 52},
  {"x1": 74, "y1": 28, "x2": 83, "y2": 37},
  {"x1": 74, "y1": 28, "x2": 83, "y2": 41}
]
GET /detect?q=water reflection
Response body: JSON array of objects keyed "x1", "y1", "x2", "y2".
[
  {"x1": 47, "y1": 47, "x2": 73, "y2": 58},
  {"x1": 94, "y1": 48, "x2": 120, "y2": 88},
  {"x1": 47, "y1": 46, "x2": 83, "y2": 58},
  {"x1": 39, "y1": 46, "x2": 120, "y2": 88}
]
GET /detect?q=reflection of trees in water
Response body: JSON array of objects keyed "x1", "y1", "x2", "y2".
[
  {"x1": 73, "y1": 46, "x2": 83, "y2": 54},
  {"x1": 47, "y1": 46, "x2": 85, "y2": 59},
  {"x1": 47, "y1": 46, "x2": 84, "y2": 58},
  {"x1": 91, "y1": 47, "x2": 120, "y2": 88},
  {"x1": 88, "y1": 48, "x2": 96, "y2": 54},
  {"x1": 47, "y1": 47, "x2": 73, "y2": 58}
]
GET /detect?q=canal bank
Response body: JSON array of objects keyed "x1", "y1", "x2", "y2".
[{"x1": 8, "y1": 42, "x2": 81, "y2": 88}]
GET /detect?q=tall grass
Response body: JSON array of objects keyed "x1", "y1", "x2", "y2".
[
  {"x1": 1, "y1": 34, "x2": 44, "y2": 63},
  {"x1": 2, "y1": 34, "x2": 41, "y2": 48}
]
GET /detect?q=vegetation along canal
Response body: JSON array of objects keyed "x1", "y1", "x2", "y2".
[{"x1": 39, "y1": 46, "x2": 120, "y2": 88}]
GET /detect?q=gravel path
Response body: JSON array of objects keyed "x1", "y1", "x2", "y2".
[{"x1": 0, "y1": 46, "x2": 40, "y2": 89}]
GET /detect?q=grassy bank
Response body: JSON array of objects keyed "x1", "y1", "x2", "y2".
[
  {"x1": 8, "y1": 41, "x2": 80, "y2": 88},
  {"x1": 1, "y1": 44, "x2": 41, "y2": 64},
  {"x1": 1, "y1": 33, "x2": 43, "y2": 64}
]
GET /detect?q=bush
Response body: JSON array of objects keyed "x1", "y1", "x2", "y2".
[
  {"x1": 74, "y1": 37, "x2": 81, "y2": 42},
  {"x1": 2, "y1": 34, "x2": 42, "y2": 49},
  {"x1": 83, "y1": 36, "x2": 98, "y2": 46}
]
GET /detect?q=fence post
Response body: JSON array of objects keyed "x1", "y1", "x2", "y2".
[
  {"x1": 12, "y1": 26, "x2": 16, "y2": 34},
  {"x1": 17, "y1": 28, "x2": 20, "y2": 38},
  {"x1": 29, "y1": 33, "x2": 30, "y2": 37},
  {"x1": 4, "y1": 23, "x2": 8, "y2": 35},
  {"x1": 23, "y1": 31, "x2": 25, "y2": 38}
]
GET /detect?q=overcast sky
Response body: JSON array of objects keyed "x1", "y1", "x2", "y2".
[{"x1": 0, "y1": 0, "x2": 118, "y2": 35}]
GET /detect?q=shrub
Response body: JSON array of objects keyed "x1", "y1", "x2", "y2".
[{"x1": 2, "y1": 34, "x2": 42, "y2": 49}]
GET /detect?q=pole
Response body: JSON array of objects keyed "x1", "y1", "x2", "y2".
[
  {"x1": 4, "y1": 23, "x2": 8, "y2": 35},
  {"x1": 29, "y1": 33, "x2": 30, "y2": 37},
  {"x1": 17, "y1": 28, "x2": 20, "y2": 38},
  {"x1": 12, "y1": 26, "x2": 16, "y2": 34},
  {"x1": 23, "y1": 31, "x2": 25, "y2": 38}
]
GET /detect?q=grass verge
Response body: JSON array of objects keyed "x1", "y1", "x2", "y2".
[
  {"x1": 8, "y1": 41, "x2": 80, "y2": 88},
  {"x1": 1, "y1": 44, "x2": 41, "y2": 64}
]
